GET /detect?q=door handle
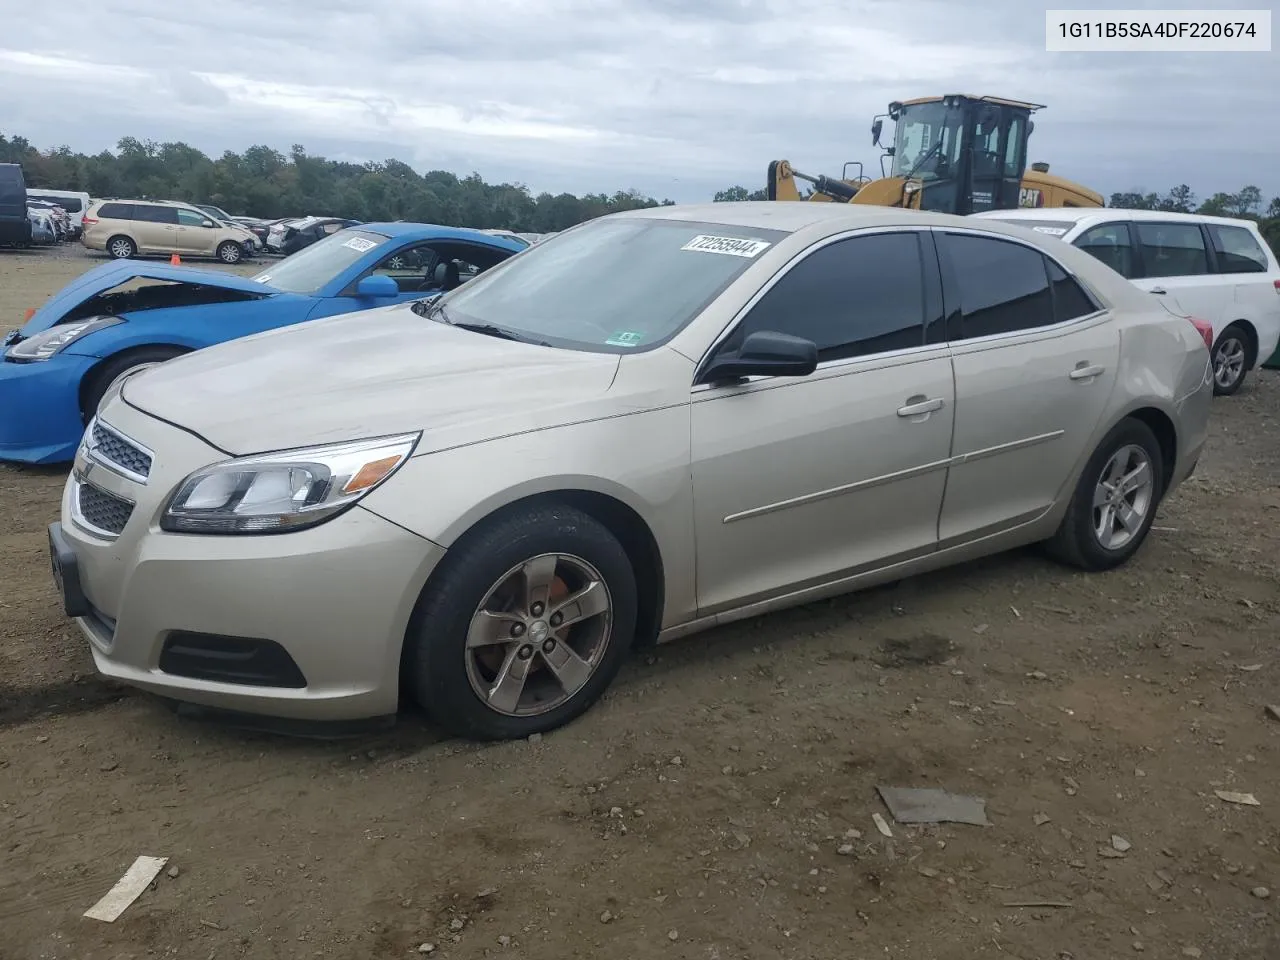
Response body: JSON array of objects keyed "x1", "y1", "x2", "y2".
[
  {"x1": 1069, "y1": 363, "x2": 1105, "y2": 380},
  {"x1": 897, "y1": 396, "x2": 945, "y2": 418},
  {"x1": 1149, "y1": 287, "x2": 1167, "y2": 295}
]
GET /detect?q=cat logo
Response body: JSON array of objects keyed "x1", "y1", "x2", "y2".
[{"x1": 1019, "y1": 187, "x2": 1044, "y2": 208}]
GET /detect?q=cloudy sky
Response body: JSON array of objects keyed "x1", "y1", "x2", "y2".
[{"x1": 2, "y1": 0, "x2": 1277, "y2": 206}]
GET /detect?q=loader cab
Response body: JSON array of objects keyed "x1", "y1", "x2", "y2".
[{"x1": 883, "y1": 95, "x2": 1037, "y2": 215}]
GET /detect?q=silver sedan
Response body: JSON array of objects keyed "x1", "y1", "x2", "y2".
[{"x1": 49, "y1": 202, "x2": 1213, "y2": 740}]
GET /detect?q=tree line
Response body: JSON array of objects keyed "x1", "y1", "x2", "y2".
[{"x1": 0, "y1": 133, "x2": 675, "y2": 233}]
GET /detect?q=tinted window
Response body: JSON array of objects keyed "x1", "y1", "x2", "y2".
[
  {"x1": 176, "y1": 208, "x2": 209, "y2": 227},
  {"x1": 1047, "y1": 259, "x2": 1100, "y2": 323},
  {"x1": 721, "y1": 232, "x2": 926, "y2": 362},
  {"x1": 1209, "y1": 224, "x2": 1268, "y2": 273},
  {"x1": 1135, "y1": 222, "x2": 1209, "y2": 278},
  {"x1": 942, "y1": 233, "x2": 1054, "y2": 338},
  {"x1": 97, "y1": 202, "x2": 133, "y2": 220},
  {"x1": 133, "y1": 205, "x2": 178, "y2": 224},
  {"x1": 1074, "y1": 223, "x2": 1134, "y2": 278}
]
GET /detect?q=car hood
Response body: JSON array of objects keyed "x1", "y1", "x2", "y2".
[
  {"x1": 19, "y1": 260, "x2": 280, "y2": 335},
  {"x1": 120, "y1": 302, "x2": 624, "y2": 456}
]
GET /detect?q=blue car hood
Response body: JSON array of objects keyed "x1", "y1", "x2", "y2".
[{"x1": 17, "y1": 259, "x2": 281, "y2": 335}]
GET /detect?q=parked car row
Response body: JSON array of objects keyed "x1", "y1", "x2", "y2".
[{"x1": 5, "y1": 200, "x2": 1257, "y2": 746}]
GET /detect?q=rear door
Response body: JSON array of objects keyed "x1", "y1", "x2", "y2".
[
  {"x1": 131, "y1": 204, "x2": 179, "y2": 253},
  {"x1": 1128, "y1": 220, "x2": 1223, "y2": 332},
  {"x1": 934, "y1": 228, "x2": 1119, "y2": 543}
]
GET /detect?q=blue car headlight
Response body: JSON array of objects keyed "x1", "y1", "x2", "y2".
[{"x1": 6, "y1": 316, "x2": 123, "y2": 362}]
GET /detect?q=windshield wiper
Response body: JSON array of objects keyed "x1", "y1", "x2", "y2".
[{"x1": 448, "y1": 321, "x2": 526, "y2": 342}]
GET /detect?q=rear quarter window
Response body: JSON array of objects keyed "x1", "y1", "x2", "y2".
[
  {"x1": 1209, "y1": 224, "x2": 1270, "y2": 274},
  {"x1": 97, "y1": 202, "x2": 134, "y2": 219}
]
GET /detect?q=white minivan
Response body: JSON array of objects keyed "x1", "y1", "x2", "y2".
[
  {"x1": 26, "y1": 188, "x2": 91, "y2": 238},
  {"x1": 971, "y1": 208, "x2": 1280, "y2": 395}
]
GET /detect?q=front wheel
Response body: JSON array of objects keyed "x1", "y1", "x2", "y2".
[
  {"x1": 216, "y1": 240, "x2": 243, "y2": 264},
  {"x1": 404, "y1": 504, "x2": 638, "y2": 741},
  {"x1": 1044, "y1": 417, "x2": 1164, "y2": 571},
  {"x1": 81, "y1": 346, "x2": 188, "y2": 421}
]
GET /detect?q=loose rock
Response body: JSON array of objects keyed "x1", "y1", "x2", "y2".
[
  {"x1": 527, "y1": 733, "x2": 542, "y2": 744},
  {"x1": 837, "y1": 844, "x2": 855, "y2": 856},
  {"x1": 1112, "y1": 835, "x2": 1132, "y2": 853},
  {"x1": 668, "y1": 929, "x2": 679, "y2": 941},
  {"x1": 1251, "y1": 886, "x2": 1271, "y2": 900},
  {"x1": 166, "y1": 865, "x2": 180, "y2": 879},
  {"x1": 418, "y1": 945, "x2": 435, "y2": 955},
  {"x1": 600, "y1": 910, "x2": 613, "y2": 924}
]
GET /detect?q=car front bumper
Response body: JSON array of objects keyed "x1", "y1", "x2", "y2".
[
  {"x1": 0, "y1": 353, "x2": 97, "y2": 464},
  {"x1": 53, "y1": 397, "x2": 445, "y2": 722}
]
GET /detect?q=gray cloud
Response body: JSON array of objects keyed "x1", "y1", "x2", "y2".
[{"x1": 2, "y1": 0, "x2": 1276, "y2": 205}]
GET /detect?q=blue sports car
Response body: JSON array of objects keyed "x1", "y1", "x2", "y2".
[{"x1": 0, "y1": 222, "x2": 525, "y2": 464}]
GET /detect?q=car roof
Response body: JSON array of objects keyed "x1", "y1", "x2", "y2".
[
  {"x1": 615, "y1": 200, "x2": 1084, "y2": 236},
  {"x1": 972, "y1": 207, "x2": 1266, "y2": 231}
]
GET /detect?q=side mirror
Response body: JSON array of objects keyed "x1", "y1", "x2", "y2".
[
  {"x1": 871, "y1": 118, "x2": 883, "y2": 146},
  {"x1": 202, "y1": 219, "x2": 215, "y2": 228},
  {"x1": 355, "y1": 274, "x2": 399, "y2": 298},
  {"x1": 698, "y1": 330, "x2": 818, "y2": 384}
]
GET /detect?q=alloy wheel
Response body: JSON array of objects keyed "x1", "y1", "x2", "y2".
[
  {"x1": 464, "y1": 553, "x2": 613, "y2": 717},
  {"x1": 1092, "y1": 444, "x2": 1155, "y2": 550},
  {"x1": 1213, "y1": 336, "x2": 1245, "y2": 391}
]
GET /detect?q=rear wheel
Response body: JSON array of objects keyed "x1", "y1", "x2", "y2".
[
  {"x1": 404, "y1": 504, "x2": 637, "y2": 741},
  {"x1": 1211, "y1": 322, "x2": 1253, "y2": 396},
  {"x1": 81, "y1": 346, "x2": 188, "y2": 421},
  {"x1": 107, "y1": 235, "x2": 136, "y2": 259},
  {"x1": 1044, "y1": 417, "x2": 1164, "y2": 571}
]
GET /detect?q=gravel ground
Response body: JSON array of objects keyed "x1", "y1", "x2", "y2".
[{"x1": 1, "y1": 244, "x2": 1278, "y2": 960}]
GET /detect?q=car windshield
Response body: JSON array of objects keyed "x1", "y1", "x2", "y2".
[
  {"x1": 979, "y1": 217, "x2": 1078, "y2": 238},
  {"x1": 437, "y1": 217, "x2": 788, "y2": 352},
  {"x1": 251, "y1": 229, "x2": 388, "y2": 294}
]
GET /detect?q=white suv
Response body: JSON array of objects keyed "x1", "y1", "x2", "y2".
[{"x1": 971, "y1": 208, "x2": 1280, "y2": 395}]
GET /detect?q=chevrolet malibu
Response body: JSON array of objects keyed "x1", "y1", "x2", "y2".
[{"x1": 49, "y1": 202, "x2": 1214, "y2": 741}]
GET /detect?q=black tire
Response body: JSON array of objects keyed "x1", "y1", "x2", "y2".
[
  {"x1": 1044, "y1": 417, "x2": 1165, "y2": 572},
  {"x1": 1210, "y1": 322, "x2": 1253, "y2": 396},
  {"x1": 405, "y1": 504, "x2": 638, "y2": 741},
  {"x1": 81, "y1": 346, "x2": 188, "y2": 421},
  {"x1": 106, "y1": 235, "x2": 136, "y2": 259},
  {"x1": 216, "y1": 240, "x2": 243, "y2": 265}
]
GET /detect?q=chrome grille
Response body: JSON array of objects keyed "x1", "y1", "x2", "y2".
[
  {"x1": 76, "y1": 482, "x2": 134, "y2": 536},
  {"x1": 91, "y1": 420, "x2": 152, "y2": 479}
]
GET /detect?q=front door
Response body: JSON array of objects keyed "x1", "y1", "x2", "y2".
[
  {"x1": 1128, "y1": 220, "x2": 1221, "y2": 326},
  {"x1": 175, "y1": 207, "x2": 216, "y2": 255},
  {"x1": 934, "y1": 228, "x2": 1120, "y2": 543},
  {"x1": 690, "y1": 229, "x2": 955, "y2": 615}
]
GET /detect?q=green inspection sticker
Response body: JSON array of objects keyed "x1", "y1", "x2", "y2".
[{"x1": 605, "y1": 330, "x2": 645, "y2": 347}]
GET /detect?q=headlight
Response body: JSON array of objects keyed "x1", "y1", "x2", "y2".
[
  {"x1": 160, "y1": 433, "x2": 420, "y2": 535},
  {"x1": 6, "y1": 316, "x2": 123, "y2": 361}
]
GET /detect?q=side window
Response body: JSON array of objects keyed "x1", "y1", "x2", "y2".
[
  {"x1": 1074, "y1": 222, "x2": 1135, "y2": 278},
  {"x1": 1003, "y1": 116, "x2": 1024, "y2": 177},
  {"x1": 1046, "y1": 258, "x2": 1101, "y2": 323},
  {"x1": 176, "y1": 208, "x2": 208, "y2": 227},
  {"x1": 720, "y1": 232, "x2": 927, "y2": 362},
  {"x1": 941, "y1": 233, "x2": 1054, "y2": 339},
  {"x1": 371, "y1": 243, "x2": 440, "y2": 292},
  {"x1": 134, "y1": 205, "x2": 178, "y2": 224},
  {"x1": 97, "y1": 202, "x2": 132, "y2": 220},
  {"x1": 1134, "y1": 222, "x2": 1209, "y2": 278},
  {"x1": 1209, "y1": 224, "x2": 1268, "y2": 274}
]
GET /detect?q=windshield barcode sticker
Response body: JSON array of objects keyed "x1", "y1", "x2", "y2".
[
  {"x1": 342, "y1": 237, "x2": 378, "y2": 252},
  {"x1": 1032, "y1": 226, "x2": 1069, "y2": 236},
  {"x1": 681, "y1": 235, "x2": 772, "y2": 258}
]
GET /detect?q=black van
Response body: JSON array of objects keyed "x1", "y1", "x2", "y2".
[{"x1": 0, "y1": 163, "x2": 33, "y2": 247}]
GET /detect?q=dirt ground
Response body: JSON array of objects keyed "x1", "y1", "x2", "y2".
[{"x1": 1, "y1": 245, "x2": 1277, "y2": 960}]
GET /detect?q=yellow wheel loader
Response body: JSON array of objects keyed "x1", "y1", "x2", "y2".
[{"x1": 767, "y1": 94, "x2": 1103, "y2": 214}]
